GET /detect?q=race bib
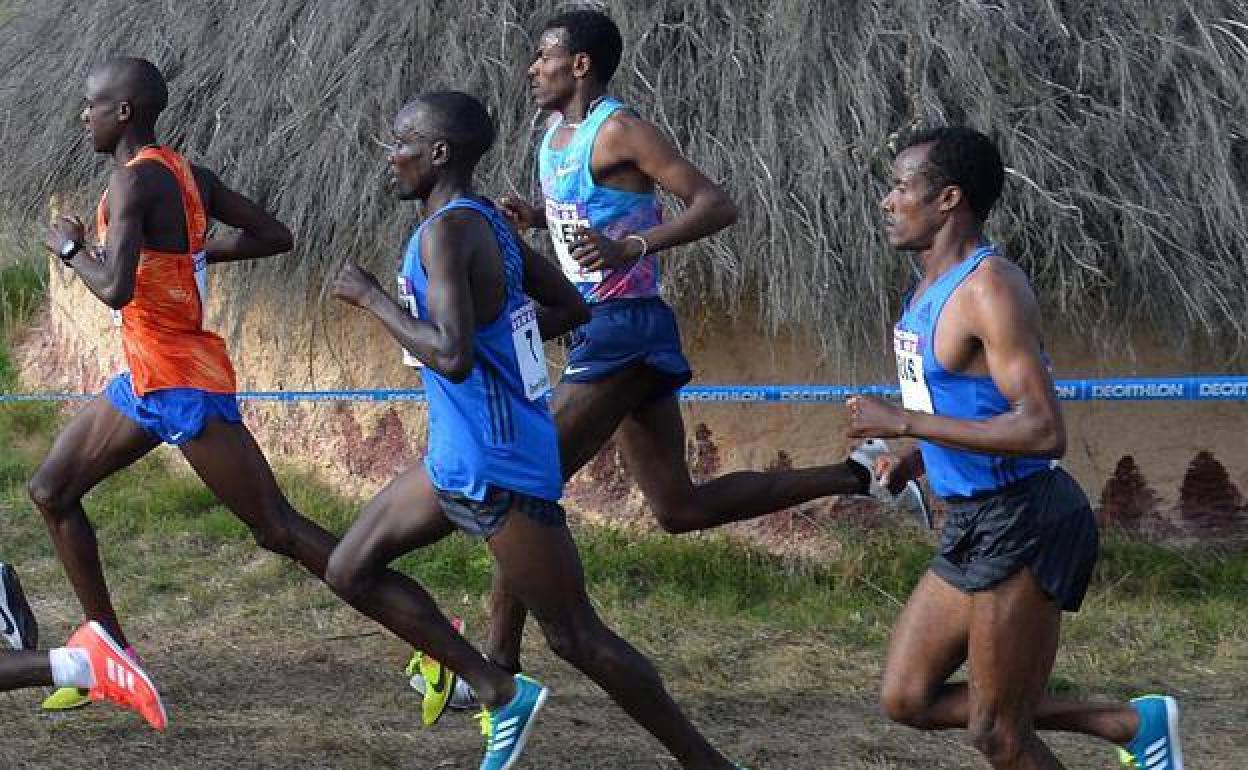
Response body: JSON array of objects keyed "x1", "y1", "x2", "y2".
[
  {"x1": 396, "y1": 274, "x2": 423, "y2": 368},
  {"x1": 545, "y1": 200, "x2": 602, "y2": 284},
  {"x1": 893, "y1": 328, "x2": 934, "y2": 414},
  {"x1": 510, "y1": 301, "x2": 550, "y2": 401}
]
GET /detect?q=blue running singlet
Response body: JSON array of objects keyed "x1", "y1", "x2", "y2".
[
  {"x1": 893, "y1": 244, "x2": 1051, "y2": 499},
  {"x1": 398, "y1": 196, "x2": 562, "y2": 503}
]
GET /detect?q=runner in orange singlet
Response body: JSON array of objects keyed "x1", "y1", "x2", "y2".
[{"x1": 31, "y1": 57, "x2": 342, "y2": 710}]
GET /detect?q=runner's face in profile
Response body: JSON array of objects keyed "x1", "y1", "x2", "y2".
[
  {"x1": 881, "y1": 145, "x2": 947, "y2": 252},
  {"x1": 387, "y1": 113, "x2": 438, "y2": 201},
  {"x1": 81, "y1": 73, "x2": 125, "y2": 154},
  {"x1": 528, "y1": 28, "x2": 578, "y2": 111}
]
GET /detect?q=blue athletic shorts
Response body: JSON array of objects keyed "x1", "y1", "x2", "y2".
[
  {"x1": 434, "y1": 485, "x2": 567, "y2": 539},
  {"x1": 105, "y1": 372, "x2": 243, "y2": 446},
  {"x1": 561, "y1": 297, "x2": 693, "y2": 396}
]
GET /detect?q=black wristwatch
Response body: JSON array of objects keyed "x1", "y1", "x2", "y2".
[{"x1": 59, "y1": 239, "x2": 82, "y2": 264}]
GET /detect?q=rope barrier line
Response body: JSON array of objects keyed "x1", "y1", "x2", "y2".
[{"x1": 3, "y1": 376, "x2": 1247, "y2": 404}]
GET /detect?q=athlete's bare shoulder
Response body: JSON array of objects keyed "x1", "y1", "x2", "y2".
[
  {"x1": 596, "y1": 107, "x2": 662, "y2": 152},
  {"x1": 966, "y1": 254, "x2": 1037, "y2": 306},
  {"x1": 189, "y1": 164, "x2": 222, "y2": 211}
]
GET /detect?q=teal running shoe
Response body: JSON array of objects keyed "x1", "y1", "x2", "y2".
[
  {"x1": 1121, "y1": 695, "x2": 1184, "y2": 769},
  {"x1": 477, "y1": 674, "x2": 548, "y2": 770}
]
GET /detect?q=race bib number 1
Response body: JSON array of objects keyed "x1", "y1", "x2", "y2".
[
  {"x1": 893, "y1": 328, "x2": 934, "y2": 414},
  {"x1": 396, "y1": 274, "x2": 423, "y2": 368},
  {"x1": 510, "y1": 301, "x2": 550, "y2": 401},
  {"x1": 545, "y1": 200, "x2": 602, "y2": 284}
]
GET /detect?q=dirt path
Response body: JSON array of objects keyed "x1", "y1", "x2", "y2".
[{"x1": 3, "y1": 622, "x2": 1243, "y2": 770}]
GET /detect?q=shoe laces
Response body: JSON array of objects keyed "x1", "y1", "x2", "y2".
[
  {"x1": 1117, "y1": 747, "x2": 1140, "y2": 768},
  {"x1": 476, "y1": 707, "x2": 492, "y2": 738}
]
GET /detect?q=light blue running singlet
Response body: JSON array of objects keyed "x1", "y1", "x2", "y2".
[{"x1": 538, "y1": 96, "x2": 663, "y2": 303}]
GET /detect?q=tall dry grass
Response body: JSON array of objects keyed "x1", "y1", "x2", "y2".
[{"x1": 0, "y1": 0, "x2": 1245, "y2": 367}]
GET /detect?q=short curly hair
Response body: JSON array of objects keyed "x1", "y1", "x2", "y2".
[
  {"x1": 900, "y1": 126, "x2": 1004, "y2": 222},
  {"x1": 543, "y1": 9, "x2": 624, "y2": 85}
]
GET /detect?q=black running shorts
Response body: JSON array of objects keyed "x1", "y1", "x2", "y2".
[{"x1": 931, "y1": 467, "x2": 1098, "y2": 612}]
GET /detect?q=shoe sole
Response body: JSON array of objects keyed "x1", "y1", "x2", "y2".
[
  {"x1": 499, "y1": 685, "x2": 549, "y2": 770},
  {"x1": 85, "y1": 621, "x2": 168, "y2": 729},
  {"x1": 0, "y1": 563, "x2": 38, "y2": 650},
  {"x1": 41, "y1": 689, "x2": 92, "y2": 710}
]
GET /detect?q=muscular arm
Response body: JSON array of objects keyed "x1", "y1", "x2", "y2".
[
  {"x1": 519, "y1": 237, "x2": 589, "y2": 339},
  {"x1": 901, "y1": 263, "x2": 1065, "y2": 458},
  {"x1": 357, "y1": 216, "x2": 479, "y2": 382},
  {"x1": 599, "y1": 113, "x2": 738, "y2": 255},
  {"x1": 66, "y1": 167, "x2": 144, "y2": 309},
  {"x1": 197, "y1": 167, "x2": 293, "y2": 264}
]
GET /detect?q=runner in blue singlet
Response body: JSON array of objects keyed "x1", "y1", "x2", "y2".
[
  {"x1": 487, "y1": 6, "x2": 919, "y2": 679},
  {"x1": 328, "y1": 91, "x2": 741, "y2": 770},
  {"x1": 846, "y1": 126, "x2": 1183, "y2": 770}
]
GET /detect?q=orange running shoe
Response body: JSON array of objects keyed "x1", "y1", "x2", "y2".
[{"x1": 66, "y1": 621, "x2": 168, "y2": 730}]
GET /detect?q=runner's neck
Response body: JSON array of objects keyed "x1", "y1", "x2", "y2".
[
  {"x1": 559, "y1": 91, "x2": 608, "y2": 128},
  {"x1": 113, "y1": 131, "x2": 161, "y2": 166},
  {"x1": 918, "y1": 230, "x2": 987, "y2": 284},
  {"x1": 423, "y1": 175, "x2": 476, "y2": 216}
]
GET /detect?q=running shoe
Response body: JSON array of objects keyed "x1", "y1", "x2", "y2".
[
  {"x1": 65, "y1": 621, "x2": 167, "y2": 730},
  {"x1": 849, "y1": 438, "x2": 931, "y2": 528},
  {"x1": 43, "y1": 640, "x2": 142, "y2": 712},
  {"x1": 409, "y1": 649, "x2": 477, "y2": 725},
  {"x1": 477, "y1": 674, "x2": 548, "y2": 770},
  {"x1": 0, "y1": 562, "x2": 38, "y2": 650},
  {"x1": 1120, "y1": 695, "x2": 1183, "y2": 769},
  {"x1": 405, "y1": 617, "x2": 478, "y2": 717},
  {"x1": 42, "y1": 685, "x2": 92, "y2": 710}
]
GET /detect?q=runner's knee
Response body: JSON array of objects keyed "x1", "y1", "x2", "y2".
[
  {"x1": 27, "y1": 467, "x2": 76, "y2": 515},
  {"x1": 249, "y1": 505, "x2": 298, "y2": 558},
  {"x1": 540, "y1": 617, "x2": 604, "y2": 666},
  {"x1": 324, "y1": 547, "x2": 372, "y2": 602},
  {"x1": 879, "y1": 679, "x2": 934, "y2": 727}
]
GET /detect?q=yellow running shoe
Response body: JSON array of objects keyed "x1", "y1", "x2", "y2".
[
  {"x1": 42, "y1": 686, "x2": 91, "y2": 711},
  {"x1": 418, "y1": 650, "x2": 459, "y2": 727},
  {"x1": 405, "y1": 617, "x2": 473, "y2": 726}
]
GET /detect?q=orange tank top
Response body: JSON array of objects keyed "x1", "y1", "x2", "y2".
[{"x1": 95, "y1": 146, "x2": 237, "y2": 396}]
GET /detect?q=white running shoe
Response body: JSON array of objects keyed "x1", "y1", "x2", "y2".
[{"x1": 849, "y1": 439, "x2": 932, "y2": 529}]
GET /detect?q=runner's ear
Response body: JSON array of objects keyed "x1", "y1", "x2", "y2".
[
  {"x1": 430, "y1": 139, "x2": 451, "y2": 169},
  {"x1": 571, "y1": 51, "x2": 593, "y2": 80},
  {"x1": 937, "y1": 184, "x2": 962, "y2": 214}
]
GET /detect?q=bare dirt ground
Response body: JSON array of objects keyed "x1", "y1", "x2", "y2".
[{"x1": 1, "y1": 543, "x2": 1243, "y2": 770}]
